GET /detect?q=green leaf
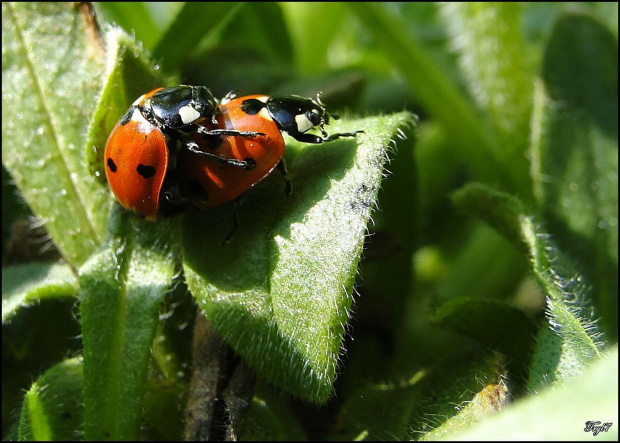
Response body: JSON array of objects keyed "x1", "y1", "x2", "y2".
[
  {"x1": 182, "y1": 112, "x2": 414, "y2": 402},
  {"x1": 94, "y1": 3, "x2": 160, "y2": 49},
  {"x1": 18, "y1": 358, "x2": 84, "y2": 441},
  {"x1": 531, "y1": 12, "x2": 618, "y2": 338},
  {"x1": 451, "y1": 183, "x2": 531, "y2": 256},
  {"x1": 441, "y1": 3, "x2": 533, "y2": 196},
  {"x1": 452, "y1": 347, "x2": 618, "y2": 440},
  {"x1": 152, "y1": 2, "x2": 245, "y2": 68},
  {"x1": 238, "y1": 382, "x2": 307, "y2": 440},
  {"x1": 432, "y1": 223, "x2": 529, "y2": 302},
  {"x1": 79, "y1": 211, "x2": 180, "y2": 440},
  {"x1": 2, "y1": 263, "x2": 78, "y2": 323},
  {"x1": 85, "y1": 26, "x2": 167, "y2": 183},
  {"x1": 452, "y1": 184, "x2": 604, "y2": 388},
  {"x1": 432, "y1": 297, "x2": 536, "y2": 367},
  {"x1": 421, "y1": 353, "x2": 509, "y2": 440},
  {"x1": 346, "y1": 3, "x2": 509, "y2": 190},
  {"x1": 280, "y1": 3, "x2": 348, "y2": 74},
  {"x1": 332, "y1": 352, "x2": 507, "y2": 440},
  {"x1": 2, "y1": 3, "x2": 108, "y2": 267}
]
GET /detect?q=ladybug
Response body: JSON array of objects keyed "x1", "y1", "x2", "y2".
[
  {"x1": 178, "y1": 93, "x2": 364, "y2": 210},
  {"x1": 104, "y1": 86, "x2": 262, "y2": 220}
]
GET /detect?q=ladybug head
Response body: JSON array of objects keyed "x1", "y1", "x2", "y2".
[
  {"x1": 267, "y1": 93, "x2": 338, "y2": 138},
  {"x1": 147, "y1": 85, "x2": 219, "y2": 129},
  {"x1": 304, "y1": 93, "x2": 344, "y2": 138}
]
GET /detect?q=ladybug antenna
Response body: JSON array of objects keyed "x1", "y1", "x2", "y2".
[{"x1": 315, "y1": 92, "x2": 324, "y2": 106}]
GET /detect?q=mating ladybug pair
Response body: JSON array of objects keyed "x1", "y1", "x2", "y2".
[{"x1": 104, "y1": 85, "x2": 362, "y2": 221}]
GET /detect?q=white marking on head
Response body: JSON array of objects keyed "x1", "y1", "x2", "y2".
[
  {"x1": 179, "y1": 105, "x2": 200, "y2": 124},
  {"x1": 259, "y1": 107, "x2": 272, "y2": 121},
  {"x1": 133, "y1": 109, "x2": 154, "y2": 134},
  {"x1": 295, "y1": 114, "x2": 314, "y2": 133}
]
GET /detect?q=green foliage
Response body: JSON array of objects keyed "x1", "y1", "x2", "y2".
[
  {"x1": 18, "y1": 359, "x2": 84, "y2": 440},
  {"x1": 183, "y1": 113, "x2": 411, "y2": 402},
  {"x1": 2, "y1": 2, "x2": 107, "y2": 266},
  {"x1": 2, "y1": 2, "x2": 617, "y2": 440}
]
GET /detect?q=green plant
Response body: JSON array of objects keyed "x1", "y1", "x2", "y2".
[{"x1": 2, "y1": 2, "x2": 617, "y2": 440}]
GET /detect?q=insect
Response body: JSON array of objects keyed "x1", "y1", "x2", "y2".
[
  {"x1": 104, "y1": 86, "x2": 261, "y2": 220},
  {"x1": 178, "y1": 93, "x2": 364, "y2": 210}
]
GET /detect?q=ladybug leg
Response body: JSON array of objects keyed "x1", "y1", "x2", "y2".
[
  {"x1": 288, "y1": 132, "x2": 326, "y2": 144},
  {"x1": 290, "y1": 130, "x2": 364, "y2": 144},
  {"x1": 192, "y1": 124, "x2": 265, "y2": 138},
  {"x1": 321, "y1": 130, "x2": 365, "y2": 142},
  {"x1": 186, "y1": 141, "x2": 257, "y2": 170},
  {"x1": 222, "y1": 196, "x2": 246, "y2": 245},
  {"x1": 206, "y1": 128, "x2": 266, "y2": 137},
  {"x1": 159, "y1": 182, "x2": 188, "y2": 218},
  {"x1": 182, "y1": 136, "x2": 257, "y2": 170},
  {"x1": 276, "y1": 160, "x2": 293, "y2": 196}
]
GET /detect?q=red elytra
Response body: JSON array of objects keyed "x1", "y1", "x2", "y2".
[
  {"x1": 178, "y1": 95, "x2": 286, "y2": 210},
  {"x1": 104, "y1": 107, "x2": 169, "y2": 221}
]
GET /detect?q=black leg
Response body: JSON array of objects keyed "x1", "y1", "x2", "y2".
[
  {"x1": 277, "y1": 160, "x2": 293, "y2": 196},
  {"x1": 222, "y1": 197, "x2": 245, "y2": 245},
  {"x1": 290, "y1": 130, "x2": 364, "y2": 144},
  {"x1": 322, "y1": 130, "x2": 365, "y2": 142}
]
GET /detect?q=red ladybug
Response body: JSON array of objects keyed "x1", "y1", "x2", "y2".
[
  {"x1": 178, "y1": 93, "x2": 363, "y2": 210},
  {"x1": 104, "y1": 86, "x2": 260, "y2": 220}
]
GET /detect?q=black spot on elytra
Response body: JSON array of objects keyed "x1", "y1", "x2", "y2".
[
  {"x1": 107, "y1": 158, "x2": 117, "y2": 173},
  {"x1": 136, "y1": 164, "x2": 156, "y2": 179},
  {"x1": 240, "y1": 98, "x2": 264, "y2": 116}
]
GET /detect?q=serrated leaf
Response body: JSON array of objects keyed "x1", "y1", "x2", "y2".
[
  {"x1": 2, "y1": 262, "x2": 78, "y2": 323},
  {"x1": 2, "y1": 3, "x2": 108, "y2": 266},
  {"x1": 531, "y1": 12, "x2": 618, "y2": 338},
  {"x1": 182, "y1": 112, "x2": 414, "y2": 402},
  {"x1": 18, "y1": 358, "x2": 84, "y2": 441},
  {"x1": 79, "y1": 211, "x2": 180, "y2": 440}
]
